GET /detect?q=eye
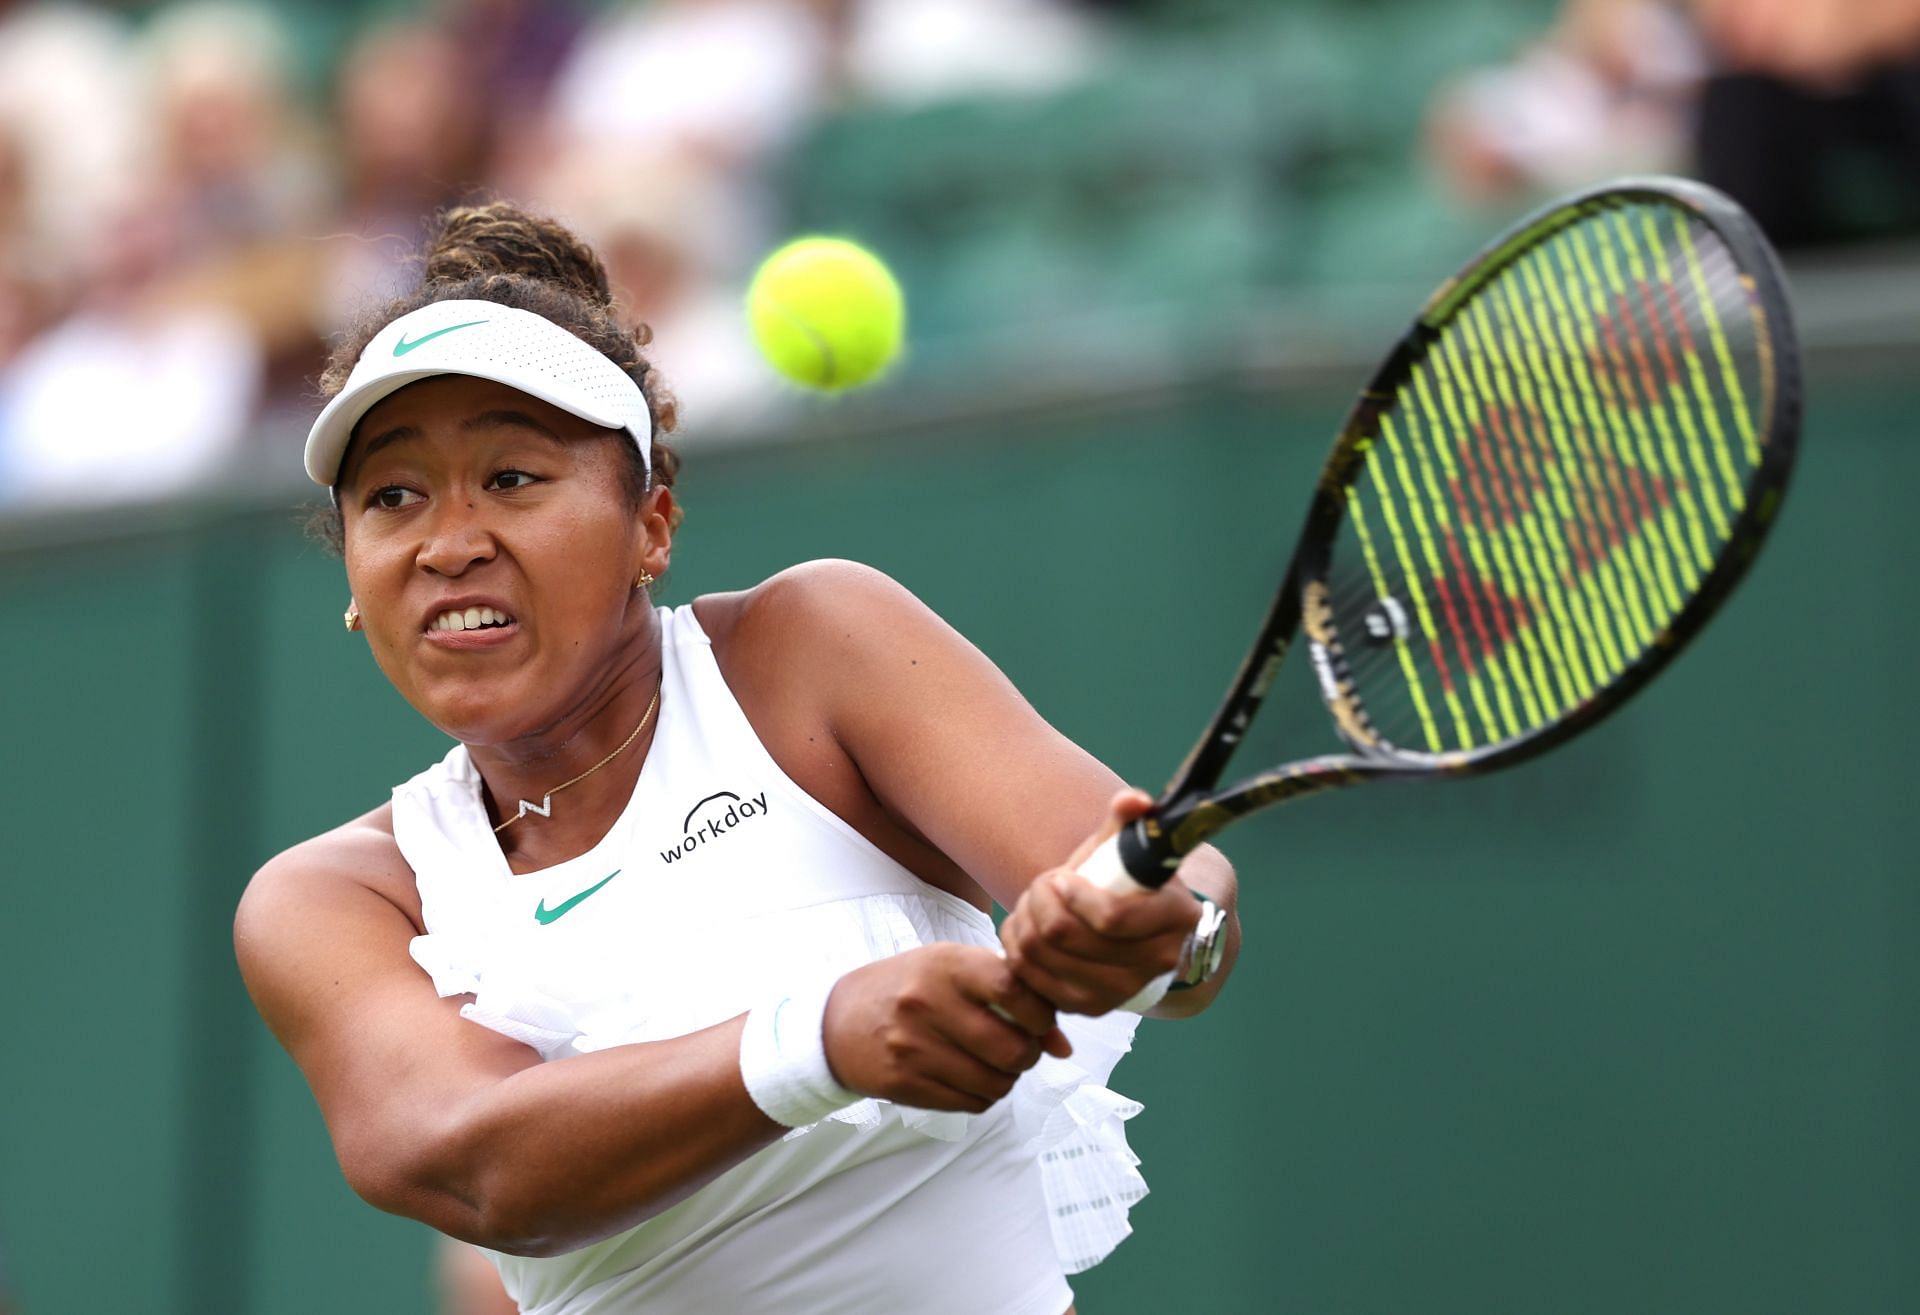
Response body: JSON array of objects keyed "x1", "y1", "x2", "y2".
[
  {"x1": 370, "y1": 485, "x2": 422, "y2": 510},
  {"x1": 490, "y1": 469, "x2": 541, "y2": 491}
]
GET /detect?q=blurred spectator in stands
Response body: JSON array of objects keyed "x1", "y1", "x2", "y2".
[
  {"x1": 0, "y1": 121, "x2": 41, "y2": 370},
  {"x1": 0, "y1": 3, "x2": 142, "y2": 327},
  {"x1": 137, "y1": 3, "x2": 326, "y2": 262},
  {"x1": 1426, "y1": 0, "x2": 1701, "y2": 205},
  {"x1": 317, "y1": 20, "x2": 491, "y2": 336},
  {"x1": 1429, "y1": 0, "x2": 1920, "y2": 247},
  {"x1": 841, "y1": 0, "x2": 1107, "y2": 106},
  {"x1": 0, "y1": 191, "x2": 264, "y2": 507},
  {"x1": 1689, "y1": 0, "x2": 1920, "y2": 246},
  {"x1": 546, "y1": 0, "x2": 847, "y2": 267},
  {"x1": 126, "y1": 2, "x2": 333, "y2": 430},
  {"x1": 443, "y1": 0, "x2": 592, "y2": 196},
  {"x1": 0, "y1": 2, "x2": 265, "y2": 506}
]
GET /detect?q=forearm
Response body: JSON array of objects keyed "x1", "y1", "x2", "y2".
[
  {"x1": 1149, "y1": 843, "x2": 1241, "y2": 1020},
  {"x1": 375, "y1": 1015, "x2": 782, "y2": 1256}
]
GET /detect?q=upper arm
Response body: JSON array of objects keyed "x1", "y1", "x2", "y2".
[
  {"x1": 234, "y1": 833, "x2": 539, "y2": 1221},
  {"x1": 731, "y1": 561, "x2": 1126, "y2": 910}
]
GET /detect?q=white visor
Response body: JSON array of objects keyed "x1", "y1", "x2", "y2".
[{"x1": 304, "y1": 299, "x2": 652, "y2": 488}]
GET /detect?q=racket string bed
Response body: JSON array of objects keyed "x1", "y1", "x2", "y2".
[{"x1": 1319, "y1": 195, "x2": 1777, "y2": 761}]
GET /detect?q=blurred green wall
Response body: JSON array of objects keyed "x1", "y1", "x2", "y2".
[{"x1": 1, "y1": 362, "x2": 1911, "y2": 1315}]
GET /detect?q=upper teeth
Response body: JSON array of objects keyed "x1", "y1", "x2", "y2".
[{"x1": 432, "y1": 606, "x2": 512, "y2": 632}]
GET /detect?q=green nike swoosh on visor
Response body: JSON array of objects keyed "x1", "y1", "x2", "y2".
[{"x1": 393, "y1": 319, "x2": 490, "y2": 356}]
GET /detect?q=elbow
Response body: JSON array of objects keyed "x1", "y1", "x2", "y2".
[
  {"x1": 340, "y1": 1149, "x2": 572, "y2": 1257},
  {"x1": 337, "y1": 1121, "x2": 646, "y2": 1259},
  {"x1": 332, "y1": 1112, "x2": 560, "y2": 1256}
]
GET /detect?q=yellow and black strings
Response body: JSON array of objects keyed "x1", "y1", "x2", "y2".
[{"x1": 1327, "y1": 200, "x2": 1767, "y2": 755}]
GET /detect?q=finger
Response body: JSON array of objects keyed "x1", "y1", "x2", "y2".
[
  {"x1": 1024, "y1": 926, "x2": 1191, "y2": 982},
  {"x1": 1007, "y1": 882, "x2": 1141, "y2": 960},
  {"x1": 1009, "y1": 867, "x2": 1171, "y2": 959},
  {"x1": 1011, "y1": 925, "x2": 1190, "y2": 1011},
  {"x1": 1063, "y1": 786, "x2": 1156, "y2": 869},
  {"x1": 953, "y1": 946, "x2": 1062, "y2": 1037},
  {"x1": 1006, "y1": 886, "x2": 1192, "y2": 971},
  {"x1": 1006, "y1": 951, "x2": 1138, "y2": 1017},
  {"x1": 984, "y1": 973, "x2": 1061, "y2": 1041},
  {"x1": 984, "y1": 1003, "x2": 1074, "y2": 1060},
  {"x1": 1054, "y1": 873, "x2": 1201, "y2": 941},
  {"x1": 893, "y1": 1076, "x2": 997, "y2": 1115},
  {"x1": 916, "y1": 1042, "x2": 1022, "y2": 1104},
  {"x1": 933, "y1": 1008, "x2": 1046, "y2": 1076}
]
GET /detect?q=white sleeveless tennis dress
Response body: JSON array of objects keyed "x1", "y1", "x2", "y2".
[{"x1": 394, "y1": 603, "x2": 1148, "y2": 1314}]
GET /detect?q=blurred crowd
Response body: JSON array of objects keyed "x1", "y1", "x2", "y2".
[
  {"x1": 5, "y1": 0, "x2": 1920, "y2": 516},
  {"x1": 0, "y1": 0, "x2": 1118, "y2": 511},
  {"x1": 1428, "y1": 0, "x2": 1920, "y2": 242}
]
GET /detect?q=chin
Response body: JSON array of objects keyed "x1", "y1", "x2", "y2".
[{"x1": 408, "y1": 680, "x2": 546, "y2": 748}]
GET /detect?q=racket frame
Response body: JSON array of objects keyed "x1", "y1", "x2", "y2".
[{"x1": 1115, "y1": 176, "x2": 1803, "y2": 886}]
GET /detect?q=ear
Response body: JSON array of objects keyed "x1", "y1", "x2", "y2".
[{"x1": 635, "y1": 485, "x2": 676, "y2": 584}]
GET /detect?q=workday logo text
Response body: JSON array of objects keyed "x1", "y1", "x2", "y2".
[{"x1": 661, "y1": 790, "x2": 769, "y2": 863}]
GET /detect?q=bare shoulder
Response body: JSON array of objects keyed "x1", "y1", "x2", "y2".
[
  {"x1": 238, "y1": 804, "x2": 420, "y2": 940},
  {"x1": 234, "y1": 805, "x2": 427, "y2": 1034},
  {"x1": 695, "y1": 558, "x2": 925, "y2": 652},
  {"x1": 698, "y1": 559, "x2": 974, "y2": 699}
]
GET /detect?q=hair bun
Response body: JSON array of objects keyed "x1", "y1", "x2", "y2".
[{"x1": 422, "y1": 202, "x2": 614, "y2": 308}]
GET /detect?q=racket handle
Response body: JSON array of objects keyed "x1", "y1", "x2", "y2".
[
  {"x1": 1074, "y1": 831, "x2": 1154, "y2": 895},
  {"x1": 1074, "y1": 833, "x2": 1174, "y2": 1013}
]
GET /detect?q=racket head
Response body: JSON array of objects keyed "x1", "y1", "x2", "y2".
[
  {"x1": 1134, "y1": 177, "x2": 1801, "y2": 877},
  {"x1": 1305, "y1": 176, "x2": 1799, "y2": 768}
]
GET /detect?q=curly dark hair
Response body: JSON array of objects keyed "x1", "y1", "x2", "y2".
[{"x1": 310, "y1": 202, "x2": 682, "y2": 552}]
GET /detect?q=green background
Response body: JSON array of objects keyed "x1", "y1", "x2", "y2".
[{"x1": 0, "y1": 356, "x2": 1911, "y2": 1314}]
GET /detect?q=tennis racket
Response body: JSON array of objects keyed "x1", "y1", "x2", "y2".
[{"x1": 1078, "y1": 175, "x2": 1802, "y2": 894}]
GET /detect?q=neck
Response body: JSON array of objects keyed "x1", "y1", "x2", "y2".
[{"x1": 470, "y1": 643, "x2": 665, "y2": 872}]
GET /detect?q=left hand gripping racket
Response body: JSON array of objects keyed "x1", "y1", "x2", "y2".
[{"x1": 1078, "y1": 175, "x2": 1802, "y2": 897}]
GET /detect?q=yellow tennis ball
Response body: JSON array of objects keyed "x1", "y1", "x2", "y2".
[{"x1": 747, "y1": 237, "x2": 905, "y2": 391}]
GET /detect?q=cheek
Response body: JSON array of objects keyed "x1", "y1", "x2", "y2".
[
  {"x1": 538, "y1": 538, "x2": 640, "y2": 639},
  {"x1": 532, "y1": 497, "x2": 643, "y2": 599},
  {"x1": 341, "y1": 534, "x2": 400, "y2": 608}
]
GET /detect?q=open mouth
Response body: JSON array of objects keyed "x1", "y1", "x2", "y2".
[{"x1": 429, "y1": 606, "x2": 516, "y2": 634}]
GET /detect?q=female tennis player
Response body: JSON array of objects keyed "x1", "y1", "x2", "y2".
[{"x1": 236, "y1": 203, "x2": 1241, "y2": 1315}]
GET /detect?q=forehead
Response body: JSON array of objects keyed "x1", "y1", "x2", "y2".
[
  {"x1": 339, "y1": 374, "x2": 622, "y2": 487},
  {"x1": 355, "y1": 374, "x2": 594, "y2": 440}
]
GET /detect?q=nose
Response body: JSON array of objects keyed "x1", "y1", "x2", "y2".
[{"x1": 415, "y1": 499, "x2": 498, "y2": 577}]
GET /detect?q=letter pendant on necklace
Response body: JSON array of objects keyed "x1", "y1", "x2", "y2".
[{"x1": 515, "y1": 794, "x2": 554, "y2": 823}]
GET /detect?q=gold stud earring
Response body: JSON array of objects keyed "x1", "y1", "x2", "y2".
[
  {"x1": 344, "y1": 601, "x2": 362, "y2": 632},
  {"x1": 635, "y1": 570, "x2": 655, "y2": 590}
]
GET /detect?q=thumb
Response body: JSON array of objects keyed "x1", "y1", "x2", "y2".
[{"x1": 1064, "y1": 787, "x2": 1155, "y2": 870}]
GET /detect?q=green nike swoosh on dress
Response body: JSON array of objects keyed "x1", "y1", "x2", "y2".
[{"x1": 534, "y1": 870, "x2": 621, "y2": 924}]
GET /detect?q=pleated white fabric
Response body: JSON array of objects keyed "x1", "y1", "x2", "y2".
[{"x1": 391, "y1": 603, "x2": 1148, "y2": 1313}]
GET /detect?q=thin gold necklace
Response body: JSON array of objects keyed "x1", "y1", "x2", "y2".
[{"x1": 492, "y1": 686, "x2": 661, "y2": 834}]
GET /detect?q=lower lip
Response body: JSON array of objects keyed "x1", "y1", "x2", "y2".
[{"x1": 424, "y1": 622, "x2": 521, "y2": 650}]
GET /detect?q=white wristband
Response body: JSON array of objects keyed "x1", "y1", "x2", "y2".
[{"x1": 738, "y1": 975, "x2": 860, "y2": 1129}]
